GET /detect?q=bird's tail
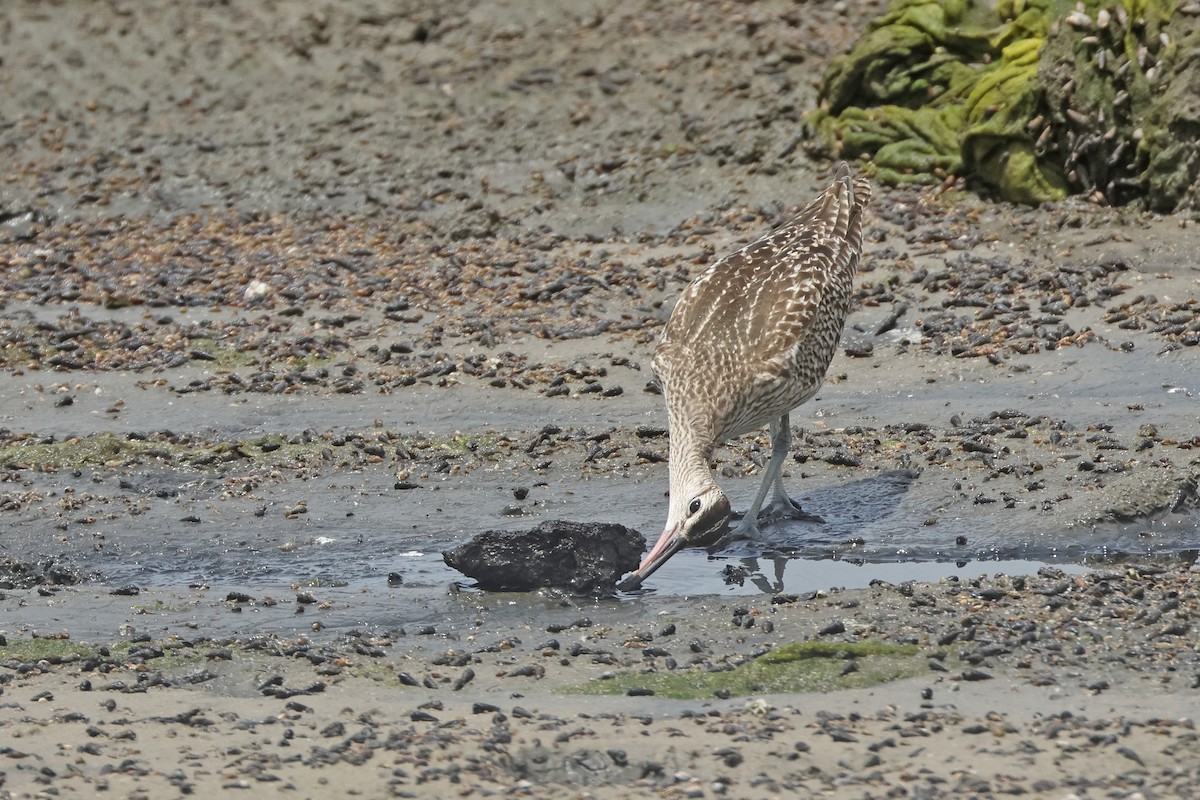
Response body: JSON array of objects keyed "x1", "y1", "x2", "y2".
[
  {"x1": 779, "y1": 161, "x2": 871, "y2": 246},
  {"x1": 834, "y1": 160, "x2": 872, "y2": 216}
]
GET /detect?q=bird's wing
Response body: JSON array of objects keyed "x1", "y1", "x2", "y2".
[{"x1": 660, "y1": 168, "x2": 870, "y2": 371}]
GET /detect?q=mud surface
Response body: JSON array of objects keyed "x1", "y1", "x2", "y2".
[{"x1": 1, "y1": 1, "x2": 1199, "y2": 797}]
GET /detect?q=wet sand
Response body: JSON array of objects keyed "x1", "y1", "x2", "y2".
[
  {"x1": 2, "y1": 0, "x2": 1199, "y2": 797},
  {"x1": 4, "y1": 568, "x2": 1200, "y2": 798}
]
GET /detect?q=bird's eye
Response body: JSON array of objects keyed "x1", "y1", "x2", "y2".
[{"x1": 688, "y1": 497, "x2": 702, "y2": 515}]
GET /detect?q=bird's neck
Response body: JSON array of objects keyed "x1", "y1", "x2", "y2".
[{"x1": 667, "y1": 425, "x2": 716, "y2": 500}]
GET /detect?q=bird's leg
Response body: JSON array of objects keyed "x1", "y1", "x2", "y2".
[
  {"x1": 708, "y1": 415, "x2": 825, "y2": 553},
  {"x1": 758, "y1": 413, "x2": 825, "y2": 524},
  {"x1": 707, "y1": 415, "x2": 794, "y2": 553},
  {"x1": 746, "y1": 555, "x2": 788, "y2": 594}
]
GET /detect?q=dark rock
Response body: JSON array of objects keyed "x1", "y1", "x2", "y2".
[
  {"x1": 512, "y1": 743, "x2": 647, "y2": 787},
  {"x1": 453, "y1": 668, "x2": 475, "y2": 690},
  {"x1": 443, "y1": 520, "x2": 644, "y2": 594},
  {"x1": 0, "y1": 556, "x2": 87, "y2": 589}
]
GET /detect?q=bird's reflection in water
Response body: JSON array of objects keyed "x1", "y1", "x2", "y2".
[{"x1": 721, "y1": 556, "x2": 790, "y2": 594}]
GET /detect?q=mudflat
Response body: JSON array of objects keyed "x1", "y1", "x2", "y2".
[{"x1": 2, "y1": 1, "x2": 1198, "y2": 798}]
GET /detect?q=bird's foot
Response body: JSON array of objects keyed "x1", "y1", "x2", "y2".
[
  {"x1": 705, "y1": 515, "x2": 765, "y2": 554},
  {"x1": 759, "y1": 495, "x2": 824, "y2": 525}
]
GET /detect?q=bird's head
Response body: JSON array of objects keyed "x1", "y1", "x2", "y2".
[{"x1": 618, "y1": 484, "x2": 731, "y2": 591}]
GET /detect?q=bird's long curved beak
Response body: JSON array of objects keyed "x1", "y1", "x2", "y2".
[{"x1": 617, "y1": 525, "x2": 685, "y2": 591}]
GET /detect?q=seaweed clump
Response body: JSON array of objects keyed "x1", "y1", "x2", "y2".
[{"x1": 809, "y1": 0, "x2": 1200, "y2": 209}]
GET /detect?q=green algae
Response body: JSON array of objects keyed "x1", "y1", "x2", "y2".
[
  {"x1": 0, "y1": 427, "x2": 505, "y2": 477},
  {"x1": 293, "y1": 575, "x2": 351, "y2": 588},
  {"x1": 0, "y1": 431, "x2": 280, "y2": 471},
  {"x1": 0, "y1": 636, "x2": 223, "y2": 670},
  {"x1": 0, "y1": 635, "x2": 225, "y2": 672},
  {"x1": 0, "y1": 432, "x2": 359, "y2": 472},
  {"x1": 809, "y1": 0, "x2": 1061, "y2": 200},
  {"x1": 0, "y1": 637, "x2": 108, "y2": 664},
  {"x1": 568, "y1": 639, "x2": 927, "y2": 699},
  {"x1": 756, "y1": 639, "x2": 919, "y2": 662},
  {"x1": 810, "y1": 0, "x2": 1193, "y2": 208},
  {"x1": 186, "y1": 336, "x2": 263, "y2": 369},
  {"x1": 0, "y1": 432, "x2": 159, "y2": 470}
]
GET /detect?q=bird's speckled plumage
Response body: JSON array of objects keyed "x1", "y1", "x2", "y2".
[{"x1": 620, "y1": 163, "x2": 871, "y2": 590}]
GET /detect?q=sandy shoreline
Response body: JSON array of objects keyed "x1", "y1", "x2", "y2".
[
  {"x1": 4, "y1": 566, "x2": 1200, "y2": 798},
  {"x1": 2, "y1": 0, "x2": 1199, "y2": 797}
]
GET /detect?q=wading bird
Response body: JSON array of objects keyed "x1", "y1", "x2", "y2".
[{"x1": 619, "y1": 163, "x2": 871, "y2": 590}]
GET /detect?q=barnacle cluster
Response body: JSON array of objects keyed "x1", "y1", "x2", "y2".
[{"x1": 809, "y1": 0, "x2": 1200, "y2": 209}]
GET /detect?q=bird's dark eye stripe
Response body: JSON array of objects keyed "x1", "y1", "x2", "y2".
[{"x1": 688, "y1": 498, "x2": 702, "y2": 515}]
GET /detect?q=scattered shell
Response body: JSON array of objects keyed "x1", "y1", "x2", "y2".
[
  {"x1": 1107, "y1": 140, "x2": 1128, "y2": 167},
  {"x1": 1065, "y1": 10, "x2": 1094, "y2": 30},
  {"x1": 244, "y1": 280, "x2": 271, "y2": 300}
]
